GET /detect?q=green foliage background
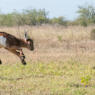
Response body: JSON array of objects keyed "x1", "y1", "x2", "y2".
[
  {"x1": 0, "y1": 5, "x2": 95, "y2": 26},
  {"x1": 0, "y1": 9, "x2": 66, "y2": 26}
]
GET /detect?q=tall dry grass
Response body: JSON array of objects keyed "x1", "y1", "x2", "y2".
[
  {"x1": 0, "y1": 25, "x2": 95, "y2": 95},
  {"x1": 0, "y1": 25, "x2": 95, "y2": 64}
]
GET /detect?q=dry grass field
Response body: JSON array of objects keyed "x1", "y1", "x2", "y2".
[{"x1": 0, "y1": 25, "x2": 95, "y2": 95}]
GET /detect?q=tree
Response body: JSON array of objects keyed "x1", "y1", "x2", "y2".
[
  {"x1": 76, "y1": 5, "x2": 95, "y2": 26},
  {"x1": 50, "y1": 16, "x2": 67, "y2": 25}
]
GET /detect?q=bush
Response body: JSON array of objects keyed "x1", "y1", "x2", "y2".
[
  {"x1": 76, "y1": 5, "x2": 95, "y2": 26},
  {"x1": 81, "y1": 75, "x2": 91, "y2": 87},
  {"x1": 0, "y1": 9, "x2": 49, "y2": 26},
  {"x1": 50, "y1": 16, "x2": 67, "y2": 26},
  {"x1": 90, "y1": 29, "x2": 95, "y2": 40}
]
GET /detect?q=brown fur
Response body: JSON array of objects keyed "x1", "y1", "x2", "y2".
[{"x1": 0, "y1": 32, "x2": 34, "y2": 65}]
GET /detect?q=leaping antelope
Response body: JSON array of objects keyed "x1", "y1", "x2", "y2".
[{"x1": 0, "y1": 32, "x2": 34, "y2": 65}]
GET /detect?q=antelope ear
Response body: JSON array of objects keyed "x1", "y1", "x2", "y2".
[
  {"x1": 24, "y1": 32, "x2": 28, "y2": 39},
  {"x1": 24, "y1": 32, "x2": 29, "y2": 41}
]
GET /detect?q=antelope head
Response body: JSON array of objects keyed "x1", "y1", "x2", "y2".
[{"x1": 24, "y1": 32, "x2": 34, "y2": 51}]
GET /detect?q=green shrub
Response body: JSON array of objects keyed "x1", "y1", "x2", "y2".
[
  {"x1": 81, "y1": 75, "x2": 91, "y2": 87},
  {"x1": 91, "y1": 29, "x2": 95, "y2": 40},
  {"x1": 57, "y1": 35, "x2": 63, "y2": 42}
]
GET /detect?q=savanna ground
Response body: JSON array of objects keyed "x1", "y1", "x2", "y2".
[{"x1": 0, "y1": 25, "x2": 95, "y2": 95}]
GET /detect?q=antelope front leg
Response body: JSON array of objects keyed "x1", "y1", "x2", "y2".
[
  {"x1": 6, "y1": 48, "x2": 26, "y2": 65},
  {"x1": 16, "y1": 49, "x2": 26, "y2": 65}
]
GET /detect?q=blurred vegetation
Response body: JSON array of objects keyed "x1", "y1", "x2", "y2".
[
  {"x1": 73, "y1": 5, "x2": 95, "y2": 26},
  {"x1": 0, "y1": 9, "x2": 67, "y2": 26},
  {"x1": 90, "y1": 29, "x2": 95, "y2": 40},
  {"x1": 50, "y1": 16, "x2": 67, "y2": 26},
  {"x1": 81, "y1": 75, "x2": 91, "y2": 87},
  {"x1": 0, "y1": 5, "x2": 95, "y2": 26}
]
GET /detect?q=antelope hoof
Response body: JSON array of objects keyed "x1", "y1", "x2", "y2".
[
  {"x1": 0, "y1": 60, "x2": 2, "y2": 64},
  {"x1": 22, "y1": 62, "x2": 26, "y2": 65},
  {"x1": 22, "y1": 60, "x2": 26, "y2": 65}
]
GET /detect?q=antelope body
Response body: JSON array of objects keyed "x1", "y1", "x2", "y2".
[{"x1": 0, "y1": 32, "x2": 34, "y2": 65}]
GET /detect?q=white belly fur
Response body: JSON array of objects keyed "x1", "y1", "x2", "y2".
[{"x1": 0, "y1": 36, "x2": 6, "y2": 47}]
